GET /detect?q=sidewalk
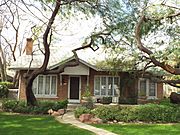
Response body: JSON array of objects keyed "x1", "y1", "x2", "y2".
[{"x1": 56, "y1": 111, "x2": 117, "y2": 135}]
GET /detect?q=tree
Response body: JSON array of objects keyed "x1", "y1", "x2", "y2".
[
  {"x1": 23, "y1": 0, "x2": 98, "y2": 106},
  {"x1": 85, "y1": 0, "x2": 180, "y2": 86},
  {"x1": 1, "y1": 0, "x2": 99, "y2": 106},
  {"x1": 0, "y1": 0, "x2": 32, "y2": 83}
]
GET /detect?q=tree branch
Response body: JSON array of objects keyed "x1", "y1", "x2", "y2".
[{"x1": 135, "y1": 13, "x2": 180, "y2": 75}]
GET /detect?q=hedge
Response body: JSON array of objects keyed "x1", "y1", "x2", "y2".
[
  {"x1": 0, "y1": 82, "x2": 13, "y2": 88},
  {"x1": 0, "y1": 84, "x2": 9, "y2": 98},
  {"x1": 74, "y1": 103, "x2": 180, "y2": 123},
  {"x1": 91, "y1": 104, "x2": 180, "y2": 123},
  {"x1": 2, "y1": 99, "x2": 68, "y2": 114},
  {"x1": 74, "y1": 106, "x2": 91, "y2": 118},
  {"x1": 0, "y1": 82, "x2": 13, "y2": 98}
]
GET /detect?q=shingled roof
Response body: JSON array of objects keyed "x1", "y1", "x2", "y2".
[{"x1": 9, "y1": 45, "x2": 103, "y2": 71}]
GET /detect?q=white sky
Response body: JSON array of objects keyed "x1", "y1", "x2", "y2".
[{"x1": 1, "y1": 0, "x2": 179, "y2": 65}]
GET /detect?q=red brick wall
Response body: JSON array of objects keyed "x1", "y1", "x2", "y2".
[
  {"x1": 18, "y1": 69, "x2": 164, "y2": 102},
  {"x1": 19, "y1": 70, "x2": 27, "y2": 100},
  {"x1": 18, "y1": 72, "x2": 88, "y2": 101},
  {"x1": 18, "y1": 71, "x2": 67, "y2": 101},
  {"x1": 157, "y1": 83, "x2": 163, "y2": 99},
  {"x1": 81, "y1": 75, "x2": 88, "y2": 97}
]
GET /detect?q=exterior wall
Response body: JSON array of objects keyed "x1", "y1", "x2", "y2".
[
  {"x1": 18, "y1": 71, "x2": 87, "y2": 101},
  {"x1": 80, "y1": 75, "x2": 88, "y2": 98},
  {"x1": 137, "y1": 81, "x2": 164, "y2": 104},
  {"x1": 89, "y1": 68, "x2": 121, "y2": 96},
  {"x1": 157, "y1": 83, "x2": 163, "y2": 99},
  {"x1": 19, "y1": 70, "x2": 27, "y2": 100},
  {"x1": 18, "y1": 68, "x2": 164, "y2": 104}
]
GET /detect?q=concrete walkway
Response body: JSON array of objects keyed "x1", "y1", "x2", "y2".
[{"x1": 56, "y1": 111, "x2": 117, "y2": 135}]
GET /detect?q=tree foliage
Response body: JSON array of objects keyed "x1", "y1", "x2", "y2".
[{"x1": 84, "y1": 0, "x2": 180, "y2": 85}]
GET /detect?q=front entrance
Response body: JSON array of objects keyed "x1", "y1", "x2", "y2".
[{"x1": 69, "y1": 76, "x2": 81, "y2": 103}]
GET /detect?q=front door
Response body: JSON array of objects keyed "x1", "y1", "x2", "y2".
[{"x1": 70, "y1": 77, "x2": 80, "y2": 100}]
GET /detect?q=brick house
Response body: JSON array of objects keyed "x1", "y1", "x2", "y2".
[{"x1": 10, "y1": 39, "x2": 163, "y2": 104}]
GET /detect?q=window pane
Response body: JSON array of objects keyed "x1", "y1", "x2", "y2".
[
  {"x1": 45, "y1": 76, "x2": 50, "y2": 95},
  {"x1": 101, "y1": 77, "x2": 106, "y2": 95},
  {"x1": 32, "y1": 78, "x2": 37, "y2": 94},
  {"x1": 108, "y1": 77, "x2": 113, "y2": 96},
  {"x1": 114, "y1": 77, "x2": 120, "y2": 96},
  {"x1": 51, "y1": 76, "x2": 57, "y2": 95},
  {"x1": 139, "y1": 80, "x2": 146, "y2": 96},
  {"x1": 38, "y1": 76, "x2": 43, "y2": 94},
  {"x1": 149, "y1": 81, "x2": 156, "y2": 96},
  {"x1": 94, "y1": 77, "x2": 100, "y2": 95}
]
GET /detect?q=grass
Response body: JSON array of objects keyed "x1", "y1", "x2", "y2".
[
  {"x1": 0, "y1": 112, "x2": 94, "y2": 135},
  {"x1": 93, "y1": 123, "x2": 180, "y2": 135}
]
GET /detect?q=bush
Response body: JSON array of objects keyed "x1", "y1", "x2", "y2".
[
  {"x1": 81, "y1": 97, "x2": 94, "y2": 109},
  {"x1": 92, "y1": 104, "x2": 180, "y2": 123},
  {"x1": 2, "y1": 99, "x2": 68, "y2": 114},
  {"x1": 0, "y1": 84, "x2": 9, "y2": 98},
  {"x1": 92, "y1": 106, "x2": 138, "y2": 122},
  {"x1": 92, "y1": 106, "x2": 119, "y2": 121},
  {"x1": 119, "y1": 97, "x2": 137, "y2": 104},
  {"x1": 115, "y1": 106, "x2": 138, "y2": 122},
  {"x1": 101, "y1": 97, "x2": 112, "y2": 104},
  {"x1": 74, "y1": 106, "x2": 91, "y2": 118},
  {"x1": 2, "y1": 100, "x2": 18, "y2": 111},
  {"x1": 0, "y1": 82, "x2": 13, "y2": 88},
  {"x1": 137, "y1": 104, "x2": 180, "y2": 122}
]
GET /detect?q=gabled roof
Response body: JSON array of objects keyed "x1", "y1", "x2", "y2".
[
  {"x1": 49, "y1": 56, "x2": 99, "y2": 71},
  {"x1": 9, "y1": 47, "x2": 74, "y2": 70},
  {"x1": 9, "y1": 46, "x2": 101, "y2": 71}
]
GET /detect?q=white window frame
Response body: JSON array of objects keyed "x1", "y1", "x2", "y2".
[
  {"x1": 94, "y1": 75, "x2": 120, "y2": 97},
  {"x1": 138, "y1": 78, "x2": 157, "y2": 99},
  {"x1": 33, "y1": 75, "x2": 57, "y2": 98}
]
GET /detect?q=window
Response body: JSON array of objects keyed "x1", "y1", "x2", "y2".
[
  {"x1": 94, "y1": 76, "x2": 120, "y2": 96},
  {"x1": 138, "y1": 78, "x2": 157, "y2": 98},
  {"x1": 32, "y1": 75, "x2": 57, "y2": 97}
]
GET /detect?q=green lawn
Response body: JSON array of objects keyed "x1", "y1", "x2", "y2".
[
  {"x1": 93, "y1": 123, "x2": 180, "y2": 135},
  {"x1": 0, "y1": 112, "x2": 94, "y2": 135}
]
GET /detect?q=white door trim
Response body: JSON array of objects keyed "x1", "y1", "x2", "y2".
[{"x1": 68, "y1": 76, "x2": 81, "y2": 103}]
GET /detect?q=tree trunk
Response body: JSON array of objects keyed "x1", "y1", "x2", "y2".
[
  {"x1": 0, "y1": 44, "x2": 7, "y2": 81},
  {"x1": 25, "y1": 0, "x2": 61, "y2": 106},
  {"x1": 26, "y1": 78, "x2": 37, "y2": 106},
  {"x1": 0, "y1": 58, "x2": 6, "y2": 81}
]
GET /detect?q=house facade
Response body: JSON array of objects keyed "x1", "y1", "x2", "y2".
[
  {"x1": 10, "y1": 38, "x2": 163, "y2": 104},
  {"x1": 15, "y1": 58, "x2": 163, "y2": 104}
]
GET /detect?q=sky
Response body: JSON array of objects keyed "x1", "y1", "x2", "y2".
[
  {"x1": 0, "y1": 0, "x2": 105, "y2": 64},
  {"x1": 1, "y1": 0, "x2": 179, "y2": 66}
]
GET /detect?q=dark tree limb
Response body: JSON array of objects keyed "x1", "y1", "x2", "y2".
[
  {"x1": 25, "y1": 0, "x2": 62, "y2": 106},
  {"x1": 135, "y1": 13, "x2": 180, "y2": 75}
]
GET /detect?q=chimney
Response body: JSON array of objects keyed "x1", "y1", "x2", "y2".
[{"x1": 25, "y1": 38, "x2": 33, "y2": 55}]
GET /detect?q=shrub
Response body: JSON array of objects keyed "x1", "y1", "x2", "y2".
[
  {"x1": 2, "y1": 99, "x2": 68, "y2": 114},
  {"x1": 119, "y1": 97, "x2": 137, "y2": 104},
  {"x1": 2, "y1": 100, "x2": 18, "y2": 111},
  {"x1": 92, "y1": 106, "x2": 119, "y2": 121},
  {"x1": 81, "y1": 97, "x2": 94, "y2": 109},
  {"x1": 92, "y1": 104, "x2": 180, "y2": 123},
  {"x1": 0, "y1": 82, "x2": 13, "y2": 88},
  {"x1": 137, "y1": 104, "x2": 180, "y2": 122},
  {"x1": 74, "y1": 106, "x2": 91, "y2": 118},
  {"x1": 101, "y1": 97, "x2": 112, "y2": 104},
  {"x1": 0, "y1": 84, "x2": 9, "y2": 98},
  {"x1": 115, "y1": 106, "x2": 138, "y2": 122}
]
